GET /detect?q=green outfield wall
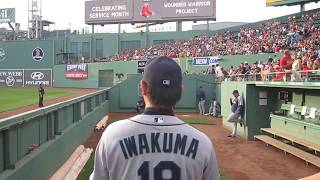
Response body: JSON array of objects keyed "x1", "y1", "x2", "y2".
[
  {"x1": 0, "y1": 40, "x2": 54, "y2": 69},
  {"x1": 53, "y1": 61, "x2": 137, "y2": 88},
  {"x1": 0, "y1": 89, "x2": 109, "y2": 180},
  {"x1": 108, "y1": 74, "x2": 218, "y2": 113}
]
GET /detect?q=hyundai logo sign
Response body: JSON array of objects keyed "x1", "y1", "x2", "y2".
[{"x1": 31, "y1": 72, "x2": 44, "y2": 80}]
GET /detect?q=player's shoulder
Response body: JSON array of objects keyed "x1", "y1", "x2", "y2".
[
  {"x1": 100, "y1": 118, "x2": 135, "y2": 142},
  {"x1": 181, "y1": 123, "x2": 213, "y2": 147}
]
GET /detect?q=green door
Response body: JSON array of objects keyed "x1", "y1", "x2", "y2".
[{"x1": 99, "y1": 70, "x2": 114, "y2": 87}]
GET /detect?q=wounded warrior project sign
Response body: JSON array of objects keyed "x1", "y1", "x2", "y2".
[
  {"x1": 65, "y1": 64, "x2": 88, "y2": 79},
  {"x1": 0, "y1": 70, "x2": 23, "y2": 87},
  {"x1": 85, "y1": 0, "x2": 216, "y2": 24}
]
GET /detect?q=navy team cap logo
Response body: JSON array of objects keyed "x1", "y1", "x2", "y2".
[{"x1": 32, "y1": 47, "x2": 44, "y2": 62}]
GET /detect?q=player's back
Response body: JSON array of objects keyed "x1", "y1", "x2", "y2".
[{"x1": 90, "y1": 114, "x2": 219, "y2": 180}]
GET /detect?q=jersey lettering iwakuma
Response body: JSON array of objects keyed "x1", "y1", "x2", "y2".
[{"x1": 90, "y1": 115, "x2": 219, "y2": 180}]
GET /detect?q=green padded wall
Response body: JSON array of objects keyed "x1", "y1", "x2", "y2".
[
  {"x1": 305, "y1": 90, "x2": 320, "y2": 109},
  {"x1": 0, "y1": 40, "x2": 54, "y2": 69},
  {"x1": 53, "y1": 61, "x2": 137, "y2": 88},
  {"x1": 0, "y1": 90, "x2": 108, "y2": 180},
  {"x1": 109, "y1": 74, "x2": 218, "y2": 113},
  {"x1": 0, "y1": 133, "x2": 3, "y2": 172}
]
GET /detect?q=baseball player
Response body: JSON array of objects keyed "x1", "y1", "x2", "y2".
[
  {"x1": 197, "y1": 86, "x2": 206, "y2": 115},
  {"x1": 38, "y1": 83, "x2": 45, "y2": 107},
  {"x1": 227, "y1": 90, "x2": 244, "y2": 138},
  {"x1": 90, "y1": 56, "x2": 219, "y2": 180}
]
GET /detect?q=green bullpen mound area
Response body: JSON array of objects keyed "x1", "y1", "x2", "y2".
[{"x1": 0, "y1": 87, "x2": 77, "y2": 112}]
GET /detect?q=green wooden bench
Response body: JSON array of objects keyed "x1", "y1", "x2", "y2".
[
  {"x1": 261, "y1": 128, "x2": 320, "y2": 155},
  {"x1": 254, "y1": 135, "x2": 320, "y2": 168}
]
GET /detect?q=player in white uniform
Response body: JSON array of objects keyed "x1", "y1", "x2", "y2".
[{"x1": 90, "y1": 56, "x2": 219, "y2": 180}]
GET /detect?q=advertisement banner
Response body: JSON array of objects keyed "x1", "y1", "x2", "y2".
[
  {"x1": 65, "y1": 64, "x2": 88, "y2": 79},
  {"x1": 192, "y1": 57, "x2": 220, "y2": 66},
  {"x1": 85, "y1": 0, "x2": 216, "y2": 24},
  {"x1": 24, "y1": 69, "x2": 52, "y2": 87},
  {"x1": 0, "y1": 70, "x2": 23, "y2": 87},
  {"x1": 138, "y1": 60, "x2": 147, "y2": 68},
  {"x1": 0, "y1": 8, "x2": 15, "y2": 23}
]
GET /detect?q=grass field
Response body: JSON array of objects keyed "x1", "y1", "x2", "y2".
[
  {"x1": 0, "y1": 88, "x2": 77, "y2": 112},
  {"x1": 180, "y1": 117, "x2": 215, "y2": 125}
]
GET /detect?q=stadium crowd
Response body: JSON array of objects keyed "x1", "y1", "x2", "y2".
[
  {"x1": 98, "y1": 10, "x2": 320, "y2": 62},
  {"x1": 212, "y1": 49, "x2": 320, "y2": 82}
]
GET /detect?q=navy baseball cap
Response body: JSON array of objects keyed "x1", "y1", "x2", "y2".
[{"x1": 142, "y1": 56, "x2": 182, "y2": 89}]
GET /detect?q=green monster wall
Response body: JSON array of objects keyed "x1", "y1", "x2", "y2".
[
  {"x1": 0, "y1": 40, "x2": 54, "y2": 69},
  {"x1": 53, "y1": 61, "x2": 137, "y2": 88}
]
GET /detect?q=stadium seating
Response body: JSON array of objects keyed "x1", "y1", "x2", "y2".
[{"x1": 101, "y1": 9, "x2": 320, "y2": 62}]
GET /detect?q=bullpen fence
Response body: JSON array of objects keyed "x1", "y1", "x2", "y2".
[
  {"x1": 0, "y1": 89, "x2": 109, "y2": 180},
  {"x1": 0, "y1": 69, "x2": 52, "y2": 87}
]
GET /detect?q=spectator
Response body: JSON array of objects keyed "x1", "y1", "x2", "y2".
[
  {"x1": 291, "y1": 55, "x2": 302, "y2": 81},
  {"x1": 280, "y1": 50, "x2": 293, "y2": 70},
  {"x1": 273, "y1": 65, "x2": 285, "y2": 81}
]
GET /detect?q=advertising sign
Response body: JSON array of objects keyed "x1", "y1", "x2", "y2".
[
  {"x1": 0, "y1": 8, "x2": 15, "y2": 23},
  {"x1": 32, "y1": 47, "x2": 45, "y2": 62},
  {"x1": 138, "y1": 60, "x2": 147, "y2": 68},
  {"x1": 24, "y1": 69, "x2": 52, "y2": 87},
  {"x1": 0, "y1": 70, "x2": 23, "y2": 87},
  {"x1": 192, "y1": 56, "x2": 220, "y2": 66},
  {"x1": 65, "y1": 64, "x2": 88, "y2": 79},
  {"x1": 85, "y1": 0, "x2": 216, "y2": 24}
]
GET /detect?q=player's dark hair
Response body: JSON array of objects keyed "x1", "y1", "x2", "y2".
[{"x1": 147, "y1": 85, "x2": 182, "y2": 107}]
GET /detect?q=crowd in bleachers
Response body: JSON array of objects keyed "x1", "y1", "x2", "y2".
[
  {"x1": 213, "y1": 49, "x2": 320, "y2": 82},
  {"x1": 98, "y1": 10, "x2": 320, "y2": 62}
]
